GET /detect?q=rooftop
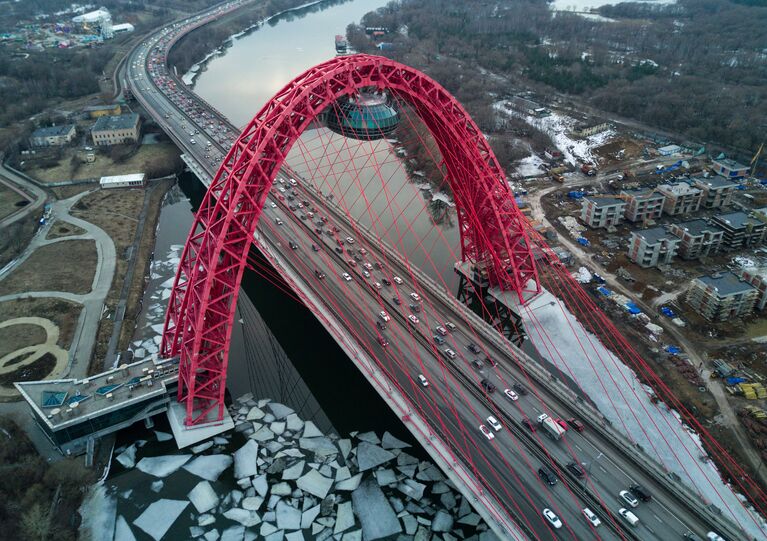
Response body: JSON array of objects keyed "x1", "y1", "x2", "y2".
[
  {"x1": 92, "y1": 113, "x2": 140, "y2": 132},
  {"x1": 713, "y1": 211, "x2": 762, "y2": 230},
  {"x1": 696, "y1": 271, "x2": 756, "y2": 297},
  {"x1": 713, "y1": 158, "x2": 748, "y2": 170},
  {"x1": 586, "y1": 196, "x2": 625, "y2": 207},
  {"x1": 691, "y1": 175, "x2": 738, "y2": 189},
  {"x1": 621, "y1": 188, "x2": 664, "y2": 201},
  {"x1": 31, "y1": 124, "x2": 75, "y2": 138},
  {"x1": 83, "y1": 104, "x2": 120, "y2": 112},
  {"x1": 675, "y1": 219, "x2": 723, "y2": 237},
  {"x1": 657, "y1": 183, "x2": 701, "y2": 196},
  {"x1": 100, "y1": 173, "x2": 145, "y2": 185},
  {"x1": 633, "y1": 226, "x2": 676, "y2": 245},
  {"x1": 15, "y1": 356, "x2": 178, "y2": 431}
]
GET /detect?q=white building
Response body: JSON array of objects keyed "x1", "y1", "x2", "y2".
[{"x1": 100, "y1": 173, "x2": 146, "y2": 189}]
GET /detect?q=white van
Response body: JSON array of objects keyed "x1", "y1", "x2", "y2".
[{"x1": 618, "y1": 508, "x2": 639, "y2": 526}]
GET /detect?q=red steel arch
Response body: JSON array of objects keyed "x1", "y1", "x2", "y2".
[{"x1": 162, "y1": 54, "x2": 540, "y2": 425}]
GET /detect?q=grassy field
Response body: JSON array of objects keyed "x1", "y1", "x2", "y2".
[
  {"x1": 0, "y1": 298, "x2": 80, "y2": 357},
  {"x1": 0, "y1": 183, "x2": 30, "y2": 222},
  {"x1": 0, "y1": 239, "x2": 97, "y2": 296},
  {"x1": 46, "y1": 220, "x2": 87, "y2": 240},
  {"x1": 27, "y1": 143, "x2": 180, "y2": 183}
]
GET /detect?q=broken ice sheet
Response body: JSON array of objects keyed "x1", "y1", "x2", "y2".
[
  {"x1": 188, "y1": 481, "x2": 219, "y2": 514},
  {"x1": 132, "y1": 499, "x2": 188, "y2": 541},
  {"x1": 136, "y1": 455, "x2": 191, "y2": 477},
  {"x1": 184, "y1": 454, "x2": 233, "y2": 482}
]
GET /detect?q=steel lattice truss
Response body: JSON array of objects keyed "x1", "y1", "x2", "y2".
[{"x1": 161, "y1": 54, "x2": 540, "y2": 425}]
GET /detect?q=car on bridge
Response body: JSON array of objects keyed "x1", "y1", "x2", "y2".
[
  {"x1": 342, "y1": 273, "x2": 352, "y2": 282},
  {"x1": 542, "y1": 508, "x2": 562, "y2": 529},
  {"x1": 442, "y1": 348, "x2": 456, "y2": 359},
  {"x1": 582, "y1": 508, "x2": 602, "y2": 528},
  {"x1": 619, "y1": 490, "x2": 639, "y2": 508},
  {"x1": 347, "y1": 259, "x2": 357, "y2": 267},
  {"x1": 314, "y1": 270, "x2": 325, "y2": 279},
  {"x1": 289, "y1": 241, "x2": 298, "y2": 250},
  {"x1": 409, "y1": 292, "x2": 421, "y2": 302},
  {"x1": 433, "y1": 335, "x2": 445, "y2": 345},
  {"x1": 444, "y1": 321, "x2": 456, "y2": 332},
  {"x1": 275, "y1": 218, "x2": 283, "y2": 225},
  {"x1": 467, "y1": 343, "x2": 481, "y2": 354},
  {"x1": 376, "y1": 321, "x2": 387, "y2": 331},
  {"x1": 381, "y1": 277, "x2": 391, "y2": 286},
  {"x1": 479, "y1": 379, "x2": 495, "y2": 393},
  {"x1": 538, "y1": 466, "x2": 557, "y2": 486},
  {"x1": 409, "y1": 303, "x2": 421, "y2": 313},
  {"x1": 363, "y1": 262, "x2": 373, "y2": 271},
  {"x1": 567, "y1": 417, "x2": 585, "y2": 432},
  {"x1": 363, "y1": 271, "x2": 370, "y2": 278},
  {"x1": 408, "y1": 314, "x2": 419, "y2": 325},
  {"x1": 345, "y1": 236, "x2": 355, "y2": 244},
  {"x1": 374, "y1": 282, "x2": 383, "y2": 290},
  {"x1": 484, "y1": 356, "x2": 497, "y2": 367},
  {"x1": 512, "y1": 382, "x2": 528, "y2": 395},
  {"x1": 566, "y1": 462, "x2": 585, "y2": 478},
  {"x1": 503, "y1": 388, "x2": 519, "y2": 401},
  {"x1": 379, "y1": 311, "x2": 391, "y2": 322},
  {"x1": 629, "y1": 484, "x2": 652, "y2": 502},
  {"x1": 377, "y1": 335, "x2": 389, "y2": 347},
  {"x1": 417, "y1": 374, "x2": 429, "y2": 387},
  {"x1": 618, "y1": 508, "x2": 639, "y2": 527},
  {"x1": 311, "y1": 244, "x2": 320, "y2": 252},
  {"x1": 392, "y1": 296, "x2": 402, "y2": 305},
  {"x1": 479, "y1": 424, "x2": 494, "y2": 440},
  {"x1": 435, "y1": 325, "x2": 447, "y2": 336},
  {"x1": 486, "y1": 416, "x2": 502, "y2": 432},
  {"x1": 393, "y1": 276, "x2": 403, "y2": 284}
]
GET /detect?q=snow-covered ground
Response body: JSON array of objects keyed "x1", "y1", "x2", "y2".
[
  {"x1": 494, "y1": 101, "x2": 616, "y2": 167},
  {"x1": 513, "y1": 154, "x2": 546, "y2": 177},
  {"x1": 522, "y1": 288, "x2": 767, "y2": 539}
]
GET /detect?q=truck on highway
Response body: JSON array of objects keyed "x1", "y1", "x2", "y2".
[{"x1": 538, "y1": 414, "x2": 566, "y2": 440}]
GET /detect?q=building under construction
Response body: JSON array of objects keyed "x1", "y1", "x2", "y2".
[{"x1": 686, "y1": 271, "x2": 758, "y2": 321}]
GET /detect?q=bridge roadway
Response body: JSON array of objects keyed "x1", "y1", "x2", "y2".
[{"x1": 122, "y1": 5, "x2": 744, "y2": 540}]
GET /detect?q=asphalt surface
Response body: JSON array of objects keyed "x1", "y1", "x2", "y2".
[{"x1": 121, "y1": 5, "x2": 741, "y2": 540}]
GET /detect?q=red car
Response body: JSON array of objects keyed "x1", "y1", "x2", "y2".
[
  {"x1": 555, "y1": 419, "x2": 569, "y2": 431},
  {"x1": 567, "y1": 418, "x2": 585, "y2": 432}
]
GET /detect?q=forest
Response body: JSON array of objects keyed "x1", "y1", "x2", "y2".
[{"x1": 350, "y1": 0, "x2": 767, "y2": 155}]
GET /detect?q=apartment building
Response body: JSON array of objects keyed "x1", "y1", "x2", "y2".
[
  {"x1": 627, "y1": 227, "x2": 680, "y2": 268},
  {"x1": 686, "y1": 272, "x2": 758, "y2": 321},
  {"x1": 580, "y1": 197, "x2": 626, "y2": 229},
  {"x1": 668, "y1": 219, "x2": 724, "y2": 260},
  {"x1": 741, "y1": 267, "x2": 767, "y2": 311},
  {"x1": 691, "y1": 175, "x2": 737, "y2": 209},
  {"x1": 711, "y1": 211, "x2": 766, "y2": 250},
  {"x1": 711, "y1": 158, "x2": 749, "y2": 179},
  {"x1": 656, "y1": 183, "x2": 702, "y2": 216},
  {"x1": 621, "y1": 189, "x2": 665, "y2": 223}
]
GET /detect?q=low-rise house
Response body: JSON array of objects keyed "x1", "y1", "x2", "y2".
[
  {"x1": 99, "y1": 173, "x2": 146, "y2": 189},
  {"x1": 741, "y1": 266, "x2": 767, "y2": 311},
  {"x1": 83, "y1": 103, "x2": 122, "y2": 119},
  {"x1": 91, "y1": 113, "x2": 140, "y2": 146},
  {"x1": 621, "y1": 189, "x2": 665, "y2": 224},
  {"x1": 711, "y1": 211, "x2": 766, "y2": 250},
  {"x1": 686, "y1": 272, "x2": 758, "y2": 321},
  {"x1": 628, "y1": 227, "x2": 680, "y2": 268},
  {"x1": 580, "y1": 197, "x2": 625, "y2": 229},
  {"x1": 668, "y1": 219, "x2": 724, "y2": 260},
  {"x1": 657, "y1": 144, "x2": 682, "y2": 156},
  {"x1": 656, "y1": 183, "x2": 702, "y2": 216},
  {"x1": 711, "y1": 158, "x2": 749, "y2": 179},
  {"x1": 691, "y1": 175, "x2": 737, "y2": 209},
  {"x1": 573, "y1": 121, "x2": 610, "y2": 137},
  {"x1": 29, "y1": 124, "x2": 76, "y2": 147}
]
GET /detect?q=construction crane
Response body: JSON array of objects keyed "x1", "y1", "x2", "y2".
[{"x1": 750, "y1": 142, "x2": 764, "y2": 178}]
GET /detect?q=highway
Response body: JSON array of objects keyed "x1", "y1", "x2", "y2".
[{"x1": 121, "y1": 3, "x2": 745, "y2": 540}]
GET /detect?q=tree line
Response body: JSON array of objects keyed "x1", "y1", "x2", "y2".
[{"x1": 351, "y1": 0, "x2": 767, "y2": 155}]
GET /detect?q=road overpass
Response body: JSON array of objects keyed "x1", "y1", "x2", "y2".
[{"x1": 118, "y1": 3, "x2": 750, "y2": 540}]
